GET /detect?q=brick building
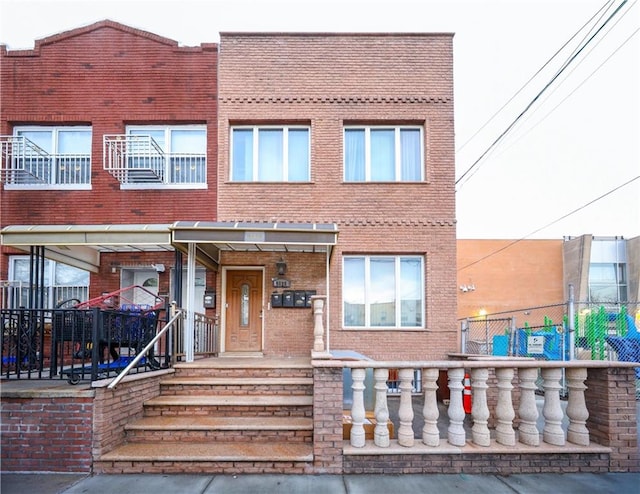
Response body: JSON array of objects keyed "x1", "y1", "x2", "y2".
[
  {"x1": 0, "y1": 20, "x2": 218, "y2": 314},
  {"x1": 2, "y1": 22, "x2": 637, "y2": 477},
  {"x1": 1, "y1": 23, "x2": 457, "y2": 361}
]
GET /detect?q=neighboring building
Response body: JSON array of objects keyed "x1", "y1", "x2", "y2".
[
  {"x1": 457, "y1": 235, "x2": 639, "y2": 322},
  {"x1": 0, "y1": 21, "x2": 218, "y2": 312},
  {"x1": 1, "y1": 23, "x2": 457, "y2": 361},
  {"x1": 457, "y1": 239, "x2": 564, "y2": 321}
]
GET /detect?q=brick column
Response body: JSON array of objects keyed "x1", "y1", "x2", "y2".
[
  {"x1": 312, "y1": 365, "x2": 343, "y2": 474},
  {"x1": 585, "y1": 367, "x2": 639, "y2": 472}
]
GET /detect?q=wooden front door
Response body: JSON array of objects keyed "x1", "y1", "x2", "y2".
[{"x1": 225, "y1": 270, "x2": 263, "y2": 352}]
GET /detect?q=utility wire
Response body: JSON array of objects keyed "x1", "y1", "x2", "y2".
[
  {"x1": 455, "y1": 0, "x2": 629, "y2": 190},
  {"x1": 458, "y1": 176, "x2": 640, "y2": 272},
  {"x1": 481, "y1": 22, "x2": 639, "y2": 163},
  {"x1": 454, "y1": 0, "x2": 615, "y2": 155}
]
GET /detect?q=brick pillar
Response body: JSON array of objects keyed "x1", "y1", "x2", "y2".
[
  {"x1": 312, "y1": 365, "x2": 343, "y2": 474},
  {"x1": 586, "y1": 367, "x2": 639, "y2": 472}
]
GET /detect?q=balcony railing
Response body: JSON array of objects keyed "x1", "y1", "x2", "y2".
[
  {"x1": 0, "y1": 136, "x2": 90, "y2": 185},
  {"x1": 103, "y1": 135, "x2": 205, "y2": 185}
]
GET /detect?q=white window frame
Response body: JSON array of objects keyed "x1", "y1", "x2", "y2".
[
  {"x1": 343, "y1": 125, "x2": 424, "y2": 182},
  {"x1": 230, "y1": 125, "x2": 311, "y2": 182},
  {"x1": 7, "y1": 256, "x2": 90, "y2": 308},
  {"x1": 342, "y1": 255, "x2": 425, "y2": 329},
  {"x1": 6, "y1": 125, "x2": 92, "y2": 190},
  {"x1": 123, "y1": 124, "x2": 207, "y2": 189}
]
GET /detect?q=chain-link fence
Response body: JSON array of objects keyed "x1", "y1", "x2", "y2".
[{"x1": 460, "y1": 301, "x2": 640, "y2": 368}]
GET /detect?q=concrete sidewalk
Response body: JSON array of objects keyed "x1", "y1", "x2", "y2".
[{"x1": 2, "y1": 472, "x2": 639, "y2": 494}]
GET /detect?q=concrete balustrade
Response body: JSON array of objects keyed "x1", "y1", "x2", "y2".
[{"x1": 318, "y1": 359, "x2": 637, "y2": 459}]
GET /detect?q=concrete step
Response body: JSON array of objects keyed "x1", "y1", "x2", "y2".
[
  {"x1": 97, "y1": 441, "x2": 314, "y2": 473},
  {"x1": 160, "y1": 376, "x2": 313, "y2": 395},
  {"x1": 126, "y1": 415, "x2": 313, "y2": 431},
  {"x1": 145, "y1": 394, "x2": 313, "y2": 407},
  {"x1": 124, "y1": 415, "x2": 313, "y2": 443}
]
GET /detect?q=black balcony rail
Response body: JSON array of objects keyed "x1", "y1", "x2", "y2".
[{"x1": 1, "y1": 305, "x2": 171, "y2": 383}]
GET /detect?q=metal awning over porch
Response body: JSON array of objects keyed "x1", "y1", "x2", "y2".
[
  {"x1": 0, "y1": 224, "x2": 174, "y2": 273},
  {"x1": 170, "y1": 221, "x2": 339, "y2": 269},
  {"x1": 1, "y1": 221, "x2": 339, "y2": 273}
]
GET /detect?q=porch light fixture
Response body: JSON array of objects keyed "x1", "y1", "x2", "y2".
[{"x1": 276, "y1": 257, "x2": 287, "y2": 276}]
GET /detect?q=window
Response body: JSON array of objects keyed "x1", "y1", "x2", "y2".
[
  {"x1": 588, "y1": 238, "x2": 628, "y2": 304},
  {"x1": 343, "y1": 255, "x2": 424, "y2": 328},
  {"x1": 589, "y1": 263, "x2": 627, "y2": 303},
  {"x1": 5, "y1": 126, "x2": 91, "y2": 186},
  {"x1": 344, "y1": 126, "x2": 423, "y2": 182},
  {"x1": 7, "y1": 257, "x2": 89, "y2": 308},
  {"x1": 231, "y1": 126, "x2": 310, "y2": 182},
  {"x1": 126, "y1": 126, "x2": 206, "y2": 185}
]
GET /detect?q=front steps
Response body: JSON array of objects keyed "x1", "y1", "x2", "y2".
[{"x1": 95, "y1": 357, "x2": 315, "y2": 474}]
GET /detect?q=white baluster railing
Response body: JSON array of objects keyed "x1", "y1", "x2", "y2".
[
  {"x1": 470, "y1": 368, "x2": 490, "y2": 446},
  {"x1": 332, "y1": 360, "x2": 626, "y2": 454},
  {"x1": 447, "y1": 368, "x2": 466, "y2": 447},
  {"x1": 495, "y1": 367, "x2": 516, "y2": 446},
  {"x1": 566, "y1": 367, "x2": 589, "y2": 446},
  {"x1": 518, "y1": 367, "x2": 540, "y2": 446},
  {"x1": 422, "y1": 368, "x2": 440, "y2": 447},
  {"x1": 541, "y1": 367, "x2": 565, "y2": 446},
  {"x1": 373, "y1": 368, "x2": 390, "y2": 447}
]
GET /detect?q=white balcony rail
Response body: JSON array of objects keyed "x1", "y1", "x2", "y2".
[
  {"x1": 335, "y1": 359, "x2": 636, "y2": 452},
  {"x1": 103, "y1": 135, "x2": 206, "y2": 184},
  {"x1": 0, "y1": 136, "x2": 90, "y2": 185}
]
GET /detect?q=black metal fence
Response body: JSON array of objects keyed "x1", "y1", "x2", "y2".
[{"x1": 1, "y1": 306, "x2": 171, "y2": 383}]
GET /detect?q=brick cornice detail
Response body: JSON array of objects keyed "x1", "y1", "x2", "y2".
[
  {"x1": 220, "y1": 96, "x2": 451, "y2": 104},
  {"x1": 222, "y1": 218, "x2": 455, "y2": 227}
]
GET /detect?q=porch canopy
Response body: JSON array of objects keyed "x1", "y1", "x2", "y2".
[
  {"x1": 0, "y1": 224, "x2": 174, "y2": 273},
  {"x1": 170, "y1": 221, "x2": 339, "y2": 268}
]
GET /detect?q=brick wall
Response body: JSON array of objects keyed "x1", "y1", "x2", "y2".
[
  {"x1": 0, "y1": 20, "x2": 218, "y2": 227},
  {"x1": 312, "y1": 366, "x2": 344, "y2": 473},
  {"x1": 1, "y1": 393, "x2": 94, "y2": 472},
  {"x1": 457, "y1": 239, "x2": 565, "y2": 320},
  {"x1": 217, "y1": 33, "x2": 457, "y2": 360},
  {"x1": 586, "y1": 367, "x2": 639, "y2": 472},
  {"x1": 92, "y1": 371, "x2": 166, "y2": 463}
]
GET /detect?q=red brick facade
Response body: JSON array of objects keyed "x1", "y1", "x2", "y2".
[{"x1": 0, "y1": 21, "x2": 218, "y2": 295}]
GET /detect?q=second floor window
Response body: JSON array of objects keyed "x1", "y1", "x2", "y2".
[
  {"x1": 344, "y1": 126, "x2": 423, "y2": 182},
  {"x1": 1, "y1": 126, "x2": 91, "y2": 187},
  {"x1": 231, "y1": 126, "x2": 310, "y2": 182}
]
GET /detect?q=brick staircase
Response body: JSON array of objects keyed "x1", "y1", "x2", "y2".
[{"x1": 95, "y1": 357, "x2": 315, "y2": 474}]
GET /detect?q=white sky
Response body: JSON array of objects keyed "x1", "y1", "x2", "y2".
[{"x1": 1, "y1": 0, "x2": 638, "y2": 240}]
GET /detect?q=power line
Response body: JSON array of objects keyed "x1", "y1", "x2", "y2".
[
  {"x1": 479, "y1": 22, "x2": 639, "y2": 164},
  {"x1": 455, "y1": 0, "x2": 629, "y2": 190},
  {"x1": 457, "y1": 175, "x2": 640, "y2": 272},
  {"x1": 454, "y1": 0, "x2": 616, "y2": 156}
]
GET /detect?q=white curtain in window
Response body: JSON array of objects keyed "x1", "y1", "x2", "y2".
[
  {"x1": 400, "y1": 129, "x2": 421, "y2": 181},
  {"x1": 171, "y1": 129, "x2": 206, "y2": 183},
  {"x1": 371, "y1": 129, "x2": 395, "y2": 181},
  {"x1": 232, "y1": 129, "x2": 253, "y2": 181},
  {"x1": 343, "y1": 257, "x2": 365, "y2": 326},
  {"x1": 287, "y1": 129, "x2": 309, "y2": 181},
  {"x1": 344, "y1": 129, "x2": 365, "y2": 181},
  {"x1": 400, "y1": 257, "x2": 422, "y2": 327},
  {"x1": 258, "y1": 129, "x2": 283, "y2": 181}
]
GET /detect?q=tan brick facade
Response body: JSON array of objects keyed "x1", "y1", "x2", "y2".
[{"x1": 217, "y1": 33, "x2": 457, "y2": 360}]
